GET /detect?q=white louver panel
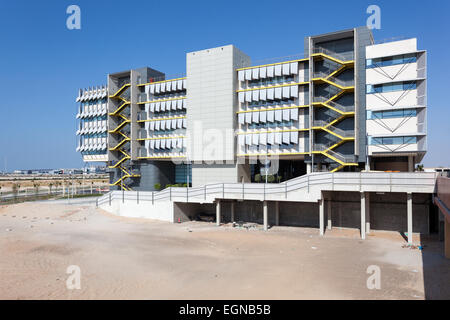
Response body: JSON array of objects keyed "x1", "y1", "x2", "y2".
[
  {"x1": 245, "y1": 134, "x2": 252, "y2": 145},
  {"x1": 252, "y1": 133, "x2": 259, "y2": 145},
  {"x1": 252, "y1": 90, "x2": 259, "y2": 101},
  {"x1": 282, "y1": 63, "x2": 290, "y2": 75},
  {"x1": 238, "y1": 113, "x2": 245, "y2": 124},
  {"x1": 252, "y1": 68, "x2": 259, "y2": 80},
  {"x1": 260, "y1": 132, "x2": 267, "y2": 145},
  {"x1": 274, "y1": 87, "x2": 282, "y2": 99},
  {"x1": 267, "y1": 66, "x2": 274, "y2": 78},
  {"x1": 260, "y1": 110, "x2": 267, "y2": 123},
  {"x1": 290, "y1": 85, "x2": 299, "y2": 97},
  {"x1": 260, "y1": 88, "x2": 267, "y2": 101},
  {"x1": 275, "y1": 64, "x2": 282, "y2": 76},
  {"x1": 245, "y1": 112, "x2": 252, "y2": 124},
  {"x1": 290, "y1": 131, "x2": 299, "y2": 144},
  {"x1": 282, "y1": 86, "x2": 290, "y2": 98},
  {"x1": 239, "y1": 92, "x2": 245, "y2": 103},
  {"x1": 267, "y1": 88, "x2": 274, "y2": 100},
  {"x1": 282, "y1": 132, "x2": 290, "y2": 144},
  {"x1": 260, "y1": 66, "x2": 267, "y2": 78},
  {"x1": 238, "y1": 134, "x2": 245, "y2": 146},
  {"x1": 238, "y1": 70, "x2": 245, "y2": 82},
  {"x1": 267, "y1": 110, "x2": 275, "y2": 122},
  {"x1": 290, "y1": 108, "x2": 298, "y2": 120},
  {"x1": 245, "y1": 69, "x2": 252, "y2": 80},
  {"x1": 290, "y1": 62, "x2": 298, "y2": 74},
  {"x1": 282, "y1": 109, "x2": 290, "y2": 121},
  {"x1": 275, "y1": 132, "x2": 282, "y2": 144},
  {"x1": 275, "y1": 109, "x2": 282, "y2": 122},
  {"x1": 245, "y1": 91, "x2": 252, "y2": 102},
  {"x1": 267, "y1": 132, "x2": 274, "y2": 145},
  {"x1": 252, "y1": 111, "x2": 259, "y2": 123}
]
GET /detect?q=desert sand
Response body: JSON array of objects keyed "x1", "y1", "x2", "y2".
[{"x1": 0, "y1": 200, "x2": 449, "y2": 300}]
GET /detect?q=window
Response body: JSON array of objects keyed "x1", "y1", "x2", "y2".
[
  {"x1": 366, "y1": 53, "x2": 417, "y2": 69},
  {"x1": 367, "y1": 81, "x2": 416, "y2": 94},
  {"x1": 369, "y1": 136, "x2": 417, "y2": 145},
  {"x1": 367, "y1": 108, "x2": 417, "y2": 119}
]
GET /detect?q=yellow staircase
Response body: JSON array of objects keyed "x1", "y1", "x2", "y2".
[
  {"x1": 310, "y1": 52, "x2": 358, "y2": 172},
  {"x1": 108, "y1": 83, "x2": 140, "y2": 190}
]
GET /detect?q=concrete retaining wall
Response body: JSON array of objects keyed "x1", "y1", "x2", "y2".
[{"x1": 100, "y1": 200, "x2": 175, "y2": 222}]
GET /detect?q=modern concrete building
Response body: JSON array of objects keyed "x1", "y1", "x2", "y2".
[{"x1": 76, "y1": 27, "x2": 427, "y2": 192}]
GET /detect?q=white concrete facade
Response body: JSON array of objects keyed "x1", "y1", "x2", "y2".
[{"x1": 365, "y1": 39, "x2": 427, "y2": 168}]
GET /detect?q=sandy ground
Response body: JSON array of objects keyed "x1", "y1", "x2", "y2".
[{"x1": 0, "y1": 201, "x2": 449, "y2": 300}]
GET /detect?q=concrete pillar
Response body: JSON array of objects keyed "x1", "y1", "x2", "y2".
[
  {"x1": 365, "y1": 192, "x2": 370, "y2": 234},
  {"x1": 408, "y1": 155, "x2": 414, "y2": 172},
  {"x1": 263, "y1": 201, "x2": 268, "y2": 231},
  {"x1": 216, "y1": 200, "x2": 221, "y2": 226},
  {"x1": 360, "y1": 192, "x2": 366, "y2": 240},
  {"x1": 327, "y1": 200, "x2": 332, "y2": 230},
  {"x1": 445, "y1": 218, "x2": 450, "y2": 259},
  {"x1": 275, "y1": 201, "x2": 280, "y2": 226},
  {"x1": 306, "y1": 163, "x2": 312, "y2": 174},
  {"x1": 407, "y1": 193, "x2": 413, "y2": 244},
  {"x1": 231, "y1": 201, "x2": 235, "y2": 223},
  {"x1": 319, "y1": 198, "x2": 324, "y2": 236}
]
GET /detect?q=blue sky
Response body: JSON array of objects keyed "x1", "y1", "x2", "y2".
[{"x1": 0, "y1": 0, "x2": 448, "y2": 171}]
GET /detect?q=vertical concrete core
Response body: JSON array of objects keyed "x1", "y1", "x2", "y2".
[
  {"x1": 263, "y1": 201, "x2": 268, "y2": 231},
  {"x1": 360, "y1": 192, "x2": 366, "y2": 239},
  {"x1": 319, "y1": 198, "x2": 324, "y2": 236},
  {"x1": 407, "y1": 193, "x2": 413, "y2": 243},
  {"x1": 216, "y1": 200, "x2": 221, "y2": 226}
]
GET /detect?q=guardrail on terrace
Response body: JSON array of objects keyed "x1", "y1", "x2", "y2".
[{"x1": 97, "y1": 172, "x2": 438, "y2": 207}]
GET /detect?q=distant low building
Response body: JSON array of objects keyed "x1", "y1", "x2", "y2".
[{"x1": 424, "y1": 167, "x2": 450, "y2": 177}]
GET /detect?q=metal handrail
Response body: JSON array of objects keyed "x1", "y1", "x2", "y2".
[
  {"x1": 312, "y1": 48, "x2": 354, "y2": 62},
  {"x1": 97, "y1": 172, "x2": 438, "y2": 206}
]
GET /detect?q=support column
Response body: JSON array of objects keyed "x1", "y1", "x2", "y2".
[
  {"x1": 445, "y1": 218, "x2": 450, "y2": 259},
  {"x1": 263, "y1": 201, "x2": 268, "y2": 231},
  {"x1": 216, "y1": 200, "x2": 221, "y2": 226},
  {"x1": 306, "y1": 163, "x2": 312, "y2": 174},
  {"x1": 407, "y1": 193, "x2": 413, "y2": 244},
  {"x1": 327, "y1": 199, "x2": 332, "y2": 230},
  {"x1": 365, "y1": 192, "x2": 371, "y2": 234},
  {"x1": 360, "y1": 192, "x2": 366, "y2": 240},
  {"x1": 275, "y1": 201, "x2": 280, "y2": 226},
  {"x1": 231, "y1": 201, "x2": 235, "y2": 223},
  {"x1": 408, "y1": 155, "x2": 414, "y2": 172},
  {"x1": 319, "y1": 197, "x2": 324, "y2": 236}
]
